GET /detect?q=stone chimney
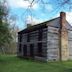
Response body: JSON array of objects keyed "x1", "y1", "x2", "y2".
[
  {"x1": 59, "y1": 12, "x2": 69, "y2": 61},
  {"x1": 60, "y1": 12, "x2": 66, "y2": 28},
  {"x1": 27, "y1": 24, "x2": 32, "y2": 28}
]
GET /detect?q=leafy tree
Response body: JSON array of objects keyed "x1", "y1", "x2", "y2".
[{"x1": 0, "y1": 0, "x2": 12, "y2": 53}]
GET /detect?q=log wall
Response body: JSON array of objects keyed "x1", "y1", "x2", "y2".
[
  {"x1": 47, "y1": 26, "x2": 60, "y2": 61},
  {"x1": 68, "y1": 31, "x2": 72, "y2": 59},
  {"x1": 18, "y1": 28, "x2": 48, "y2": 60}
]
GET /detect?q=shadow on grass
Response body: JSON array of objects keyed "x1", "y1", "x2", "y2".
[
  {"x1": 18, "y1": 56, "x2": 47, "y2": 64},
  {"x1": 64, "y1": 68, "x2": 72, "y2": 72}
]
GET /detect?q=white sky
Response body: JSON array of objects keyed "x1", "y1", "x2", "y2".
[{"x1": 6, "y1": 0, "x2": 72, "y2": 29}]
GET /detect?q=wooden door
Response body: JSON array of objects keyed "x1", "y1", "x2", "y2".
[
  {"x1": 23, "y1": 45, "x2": 27, "y2": 56},
  {"x1": 30, "y1": 44, "x2": 34, "y2": 57}
]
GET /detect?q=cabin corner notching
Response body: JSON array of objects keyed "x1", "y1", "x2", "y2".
[{"x1": 17, "y1": 12, "x2": 72, "y2": 61}]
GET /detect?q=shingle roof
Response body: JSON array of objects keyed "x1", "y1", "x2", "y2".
[
  {"x1": 65, "y1": 22, "x2": 72, "y2": 30},
  {"x1": 18, "y1": 17, "x2": 72, "y2": 34}
]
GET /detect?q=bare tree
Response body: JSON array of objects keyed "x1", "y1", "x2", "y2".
[{"x1": 22, "y1": 0, "x2": 72, "y2": 25}]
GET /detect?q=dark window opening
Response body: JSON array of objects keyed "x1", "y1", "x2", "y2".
[
  {"x1": 27, "y1": 33, "x2": 30, "y2": 42},
  {"x1": 37, "y1": 43, "x2": 43, "y2": 57},
  {"x1": 30, "y1": 44, "x2": 34, "y2": 57},
  {"x1": 23, "y1": 45, "x2": 27, "y2": 56},
  {"x1": 19, "y1": 44, "x2": 21, "y2": 53},
  {"x1": 18, "y1": 34, "x2": 22, "y2": 42},
  {"x1": 38, "y1": 29, "x2": 43, "y2": 41}
]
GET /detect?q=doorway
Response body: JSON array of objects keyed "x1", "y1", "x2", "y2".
[
  {"x1": 30, "y1": 44, "x2": 34, "y2": 57},
  {"x1": 23, "y1": 45, "x2": 27, "y2": 56}
]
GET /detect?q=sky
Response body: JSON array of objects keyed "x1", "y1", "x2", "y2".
[{"x1": 6, "y1": 0, "x2": 72, "y2": 30}]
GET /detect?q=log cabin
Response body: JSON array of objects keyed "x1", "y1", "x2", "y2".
[{"x1": 17, "y1": 12, "x2": 72, "y2": 61}]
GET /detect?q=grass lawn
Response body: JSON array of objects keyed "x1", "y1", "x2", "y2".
[{"x1": 0, "y1": 55, "x2": 72, "y2": 72}]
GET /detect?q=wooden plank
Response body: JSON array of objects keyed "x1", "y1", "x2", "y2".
[{"x1": 48, "y1": 26, "x2": 59, "y2": 33}]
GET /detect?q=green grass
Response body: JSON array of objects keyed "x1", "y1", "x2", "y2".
[{"x1": 0, "y1": 55, "x2": 72, "y2": 72}]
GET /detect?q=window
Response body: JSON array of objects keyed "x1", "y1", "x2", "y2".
[
  {"x1": 37, "y1": 43, "x2": 43, "y2": 57},
  {"x1": 19, "y1": 44, "x2": 21, "y2": 53},
  {"x1": 38, "y1": 29, "x2": 43, "y2": 41},
  {"x1": 27, "y1": 33, "x2": 30, "y2": 42},
  {"x1": 18, "y1": 34, "x2": 22, "y2": 42}
]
